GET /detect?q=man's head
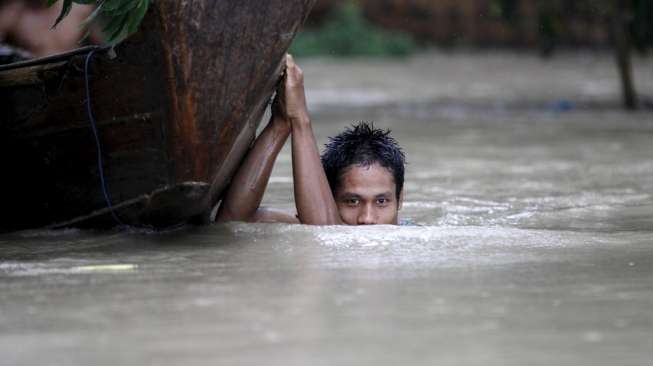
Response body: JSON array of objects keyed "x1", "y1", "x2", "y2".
[{"x1": 321, "y1": 122, "x2": 405, "y2": 225}]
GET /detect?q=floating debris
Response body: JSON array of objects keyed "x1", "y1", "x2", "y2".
[{"x1": 71, "y1": 264, "x2": 138, "y2": 272}]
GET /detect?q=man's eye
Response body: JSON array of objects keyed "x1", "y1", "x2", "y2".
[
  {"x1": 345, "y1": 198, "x2": 360, "y2": 206},
  {"x1": 376, "y1": 198, "x2": 389, "y2": 205}
]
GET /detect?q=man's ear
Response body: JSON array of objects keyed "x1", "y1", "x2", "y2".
[{"x1": 398, "y1": 189, "x2": 404, "y2": 210}]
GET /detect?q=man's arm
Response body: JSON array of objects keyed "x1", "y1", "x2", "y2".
[
  {"x1": 284, "y1": 55, "x2": 343, "y2": 225},
  {"x1": 215, "y1": 114, "x2": 299, "y2": 223}
]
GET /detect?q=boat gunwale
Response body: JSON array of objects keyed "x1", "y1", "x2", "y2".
[{"x1": 0, "y1": 45, "x2": 111, "y2": 72}]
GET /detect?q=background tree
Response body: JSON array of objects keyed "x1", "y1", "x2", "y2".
[
  {"x1": 612, "y1": 0, "x2": 638, "y2": 110},
  {"x1": 492, "y1": 0, "x2": 651, "y2": 110}
]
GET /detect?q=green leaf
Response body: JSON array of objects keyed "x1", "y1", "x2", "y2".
[
  {"x1": 126, "y1": 0, "x2": 148, "y2": 34},
  {"x1": 103, "y1": 11, "x2": 130, "y2": 44},
  {"x1": 80, "y1": 1, "x2": 105, "y2": 27},
  {"x1": 102, "y1": 0, "x2": 135, "y2": 12},
  {"x1": 48, "y1": 0, "x2": 148, "y2": 45},
  {"x1": 103, "y1": 0, "x2": 139, "y2": 17},
  {"x1": 51, "y1": 0, "x2": 73, "y2": 29}
]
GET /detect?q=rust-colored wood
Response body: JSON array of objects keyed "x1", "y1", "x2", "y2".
[{"x1": 0, "y1": 0, "x2": 316, "y2": 232}]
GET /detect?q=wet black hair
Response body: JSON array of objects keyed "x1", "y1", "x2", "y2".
[{"x1": 321, "y1": 122, "x2": 405, "y2": 199}]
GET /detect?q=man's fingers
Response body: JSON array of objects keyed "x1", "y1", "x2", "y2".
[
  {"x1": 285, "y1": 54, "x2": 302, "y2": 77},
  {"x1": 285, "y1": 57, "x2": 304, "y2": 87},
  {"x1": 286, "y1": 53, "x2": 295, "y2": 67}
]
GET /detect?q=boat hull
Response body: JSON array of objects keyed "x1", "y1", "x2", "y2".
[{"x1": 0, "y1": 0, "x2": 315, "y2": 232}]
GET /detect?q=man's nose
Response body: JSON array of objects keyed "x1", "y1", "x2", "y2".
[{"x1": 357, "y1": 204, "x2": 377, "y2": 225}]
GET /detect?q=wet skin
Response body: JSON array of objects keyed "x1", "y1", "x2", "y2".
[
  {"x1": 216, "y1": 55, "x2": 402, "y2": 225},
  {"x1": 217, "y1": 54, "x2": 340, "y2": 225},
  {"x1": 335, "y1": 163, "x2": 403, "y2": 225}
]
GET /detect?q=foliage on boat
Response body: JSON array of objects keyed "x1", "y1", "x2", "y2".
[{"x1": 47, "y1": 0, "x2": 149, "y2": 44}]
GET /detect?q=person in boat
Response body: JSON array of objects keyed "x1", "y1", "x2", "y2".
[
  {"x1": 216, "y1": 54, "x2": 405, "y2": 225},
  {"x1": 0, "y1": 0, "x2": 96, "y2": 58}
]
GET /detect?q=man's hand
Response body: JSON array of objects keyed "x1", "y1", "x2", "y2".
[{"x1": 281, "y1": 54, "x2": 310, "y2": 125}]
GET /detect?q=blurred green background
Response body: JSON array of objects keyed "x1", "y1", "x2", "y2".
[{"x1": 291, "y1": 0, "x2": 653, "y2": 58}]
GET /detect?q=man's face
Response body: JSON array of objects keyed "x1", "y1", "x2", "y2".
[{"x1": 334, "y1": 163, "x2": 402, "y2": 225}]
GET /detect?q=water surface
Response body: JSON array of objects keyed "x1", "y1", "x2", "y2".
[{"x1": 1, "y1": 52, "x2": 652, "y2": 365}]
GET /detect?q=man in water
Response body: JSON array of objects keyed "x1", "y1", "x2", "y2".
[{"x1": 216, "y1": 54, "x2": 405, "y2": 225}]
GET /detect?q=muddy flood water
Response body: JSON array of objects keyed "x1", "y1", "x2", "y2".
[{"x1": 1, "y1": 52, "x2": 652, "y2": 365}]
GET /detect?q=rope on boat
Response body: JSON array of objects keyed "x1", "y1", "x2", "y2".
[{"x1": 84, "y1": 48, "x2": 126, "y2": 228}]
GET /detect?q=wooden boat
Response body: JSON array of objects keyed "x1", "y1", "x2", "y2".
[{"x1": 0, "y1": 0, "x2": 316, "y2": 232}]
